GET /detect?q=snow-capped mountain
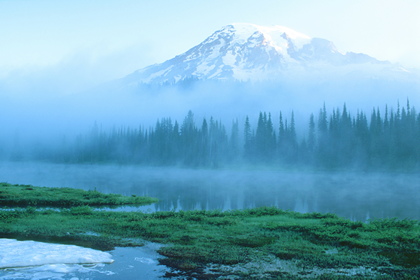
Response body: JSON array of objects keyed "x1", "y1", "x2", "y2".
[{"x1": 123, "y1": 23, "x2": 396, "y2": 85}]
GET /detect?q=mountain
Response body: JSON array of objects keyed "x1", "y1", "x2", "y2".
[{"x1": 122, "y1": 23, "x2": 405, "y2": 85}]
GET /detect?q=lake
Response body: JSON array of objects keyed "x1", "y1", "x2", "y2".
[{"x1": 0, "y1": 161, "x2": 418, "y2": 221}]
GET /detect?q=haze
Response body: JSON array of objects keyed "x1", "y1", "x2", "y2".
[
  {"x1": 0, "y1": 1, "x2": 419, "y2": 223},
  {"x1": 1, "y1": 0, "x2": 420, "y2": 92}
]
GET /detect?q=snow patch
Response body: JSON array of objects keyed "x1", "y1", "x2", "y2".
[
  {"x1": 229, "y1": 23, "x2": 311, "y2": 50},
  {"x1": 0, "y1": 263, "x2": 114, "y2": 280},
  {"x1": 194, "y1": 62, "x2": 216, "y2": 76},
  {"x1": 222, "y1": 51, "x2": 237, "y2": 66},
  {"x1": 143, "y1": 65, "x2": 174, "y2": 83},
  {"x1": 124, "y1": 22, "x2": 393, "y2": 84},
  {"x1": 0, "y1": 239, "x2": 113, "y2": 269}
]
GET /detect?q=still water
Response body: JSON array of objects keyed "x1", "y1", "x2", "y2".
[{"x1": 1, "y1": 161, "x2": 418, "y2": 221}]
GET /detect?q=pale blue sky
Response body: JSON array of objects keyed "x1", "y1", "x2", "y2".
[{"x1": 1, "y1": 0, "x2": 420, "y2": 90}]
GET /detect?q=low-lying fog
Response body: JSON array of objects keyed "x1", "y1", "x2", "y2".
[
  {"x1": 1, "y1": 77, "x2": 419, "y2": 144},
  {"x1": 1, "y1": 75, "x2": 419, "y2": 223},
  {"x1": 0, "y1": 161, "x2": 418, "y2": 221}
]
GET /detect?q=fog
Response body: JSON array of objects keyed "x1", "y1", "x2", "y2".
[
  {"x1": 0, "y1": 162, "x2": 419, "y2": 221},
  {"x1": 1, "y1": 67, "x2": 419, "y2": 221},
  {"x1": 1, "y1": 71, "x2": 419, "y2": 141}
]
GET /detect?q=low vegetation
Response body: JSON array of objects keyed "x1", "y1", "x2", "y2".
[
  {"x1": 0, "y1": 183, "x2": 419, "y2": 279},
  {"x1": 0, "y1": 182, "x2": 158, "y2": 207}
]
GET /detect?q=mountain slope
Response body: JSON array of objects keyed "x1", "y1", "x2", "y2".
[{"x1": 123, "y1": 23, "x2": 393, "y2": 85}]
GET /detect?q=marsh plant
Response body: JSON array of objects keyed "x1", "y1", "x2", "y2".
[{"x1": 0, "y1": 184, "x2": 419, "y2": 279}]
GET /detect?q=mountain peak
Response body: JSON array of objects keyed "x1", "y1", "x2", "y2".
[
  {"x1": 226, "y1": 23, "x2": 311, "y2": 43},
  {"x1": 204, "y1": 23, "x2": 312, "y2": 57},
  {"x1": 124, "y1": 24, "x2": 386, "y2": 85}
]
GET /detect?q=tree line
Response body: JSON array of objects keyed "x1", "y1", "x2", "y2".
[{"x1": 41, "y1": 101, "x2": 419, "y2": 171}]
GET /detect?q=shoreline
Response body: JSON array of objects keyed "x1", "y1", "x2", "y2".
[{"x1": 1, "y1": 183, "x2": 419, "y2": 279}]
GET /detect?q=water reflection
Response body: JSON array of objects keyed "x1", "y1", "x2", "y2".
[{"x1": 0, "y1": 162, "x2": 418, "y2": 221}]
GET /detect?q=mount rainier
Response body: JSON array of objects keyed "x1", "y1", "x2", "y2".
[{"x1": 123, "y1": 23, "x2": 407, "y2": 85}]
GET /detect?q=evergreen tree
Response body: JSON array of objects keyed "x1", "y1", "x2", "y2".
[
  {"x1": 229, "y1": 119, "x2": 240, "y2": 162},
  {"x1": 180, "y1": 111, "x2": 198, "y2": 165},
  {"x1": 307, "y1": 113, "x2": 316, "y2": 153},
  {"x1": 45, "y1": 100, "x2": 419, "y2": 171},
  {"x1": 244, "y1": 116, "x2": 253, "y2": 159}
]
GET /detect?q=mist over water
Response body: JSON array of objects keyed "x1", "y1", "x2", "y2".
[
  {"x1": 1, "y1": 161, "x2": 418, "y2": 221},
  {"x1": 1, "y1": 64, "x2": 419, "y2": 226},
  {"x1": 1, "y1": 77, "x2": 419, "y2": 142},
  {"x1": 2, "y1": 6, "x2": 420, "y2": 279}
]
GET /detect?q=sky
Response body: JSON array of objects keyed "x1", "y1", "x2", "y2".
[{"x1": 1, "y1": 0, "x2": 420, "y2": 94}]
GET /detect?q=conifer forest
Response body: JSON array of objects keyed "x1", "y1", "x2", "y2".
[{"x1": 36, "y1": 101, "x2": 419, "y2": 171}]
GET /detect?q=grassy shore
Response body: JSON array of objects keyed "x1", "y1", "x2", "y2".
[
  {"x1": 0, "y1": 183, "x2": 419, "y2": 279},
  {"x1": 0, "y1": 182, "x2": 158, "y2": 207}
]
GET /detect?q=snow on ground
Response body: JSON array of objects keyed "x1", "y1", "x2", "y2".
[
  {"x1": 0, "y1": 239, "x2": 113, "y2": 269},
  {"x1": 0, "y1": 263, "x2": 114, "y2": 280},
  {"x1": 0, "y1": 239, "x2": 168, "y2": 280}
]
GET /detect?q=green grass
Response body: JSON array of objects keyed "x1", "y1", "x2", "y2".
[
  {"x1": 0, "y1": 183, "x2": 419, "y2": 279},
  {"x1": 0, "y1": 182, "x2": 158, "y2": 207}
]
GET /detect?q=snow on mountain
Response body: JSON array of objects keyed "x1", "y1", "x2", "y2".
[{"x1": 123, "y1": 23, "x2": 391, "y2": 85}]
